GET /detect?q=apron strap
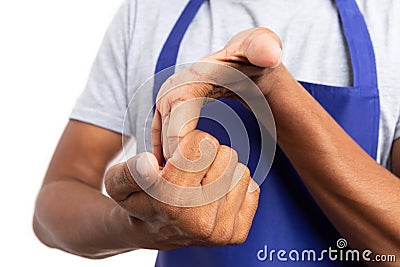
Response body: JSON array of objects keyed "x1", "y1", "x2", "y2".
[
  {"x1": 153, "y1": 0, "x2": 377, "y2": 96},
  {"x1": 153, "y1": 0, "x2": 205, "y2": 105},
  {"x1": 336, "y1": 0, "x2": 378, "y2": 89}
]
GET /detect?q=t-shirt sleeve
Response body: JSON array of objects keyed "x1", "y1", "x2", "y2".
[
  {"x1": 395, "y1": 119, "x2": 400, "y2": 140},
  {"x1": 70, "y1": 0, "x2": 135, "y2": 135}
]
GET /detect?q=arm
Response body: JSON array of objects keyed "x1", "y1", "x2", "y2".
[
  {"x1": 33, "y1": 120, "x2": 137, "y2": 258},
  {"x1": 392, "y1": 139, "x2": 400, "y2": 177},
  {"x1": 152, "y1": 27, "x2": 400, "y2": 265},
  {"x1": 33, "y1": 120, "x2": 259, "y2": 258},
  {"x1": 258, "y1": 65, "x2": 400, "y2": 264}
]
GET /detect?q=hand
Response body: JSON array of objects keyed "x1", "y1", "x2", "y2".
[
  {"x1": 152, "y1": 27, "x2": 282, "y2": 163},
  {"x1": 104, "y1": 130, "x2": 260, "y2": 250}
]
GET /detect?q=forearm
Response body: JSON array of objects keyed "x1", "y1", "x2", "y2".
[
  {"x1": 33, "y1": 179, "x2": 142, "y2": 258},
  {"x1": 261, "y1": 65, "x2": 400, "y2": 261}
]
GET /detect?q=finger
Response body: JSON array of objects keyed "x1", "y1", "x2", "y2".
[
  {"x1": 156, "y1": 74, "x2": 211, "y2": 159},
  {"x1": 151, "y1": 109, "x2": 164, "y2": 165},
  {"x1": 206, "y1": 163, "x2": 250, "y2": 245},
  {"x1": 224, "y1": 163, "x2": 252, "y2": 214},
  {"x1": 201, "y1": 145, "x2": 238, "y2": 185},
  {"x1": 146, "y1": 130, "x2": 219, "y2": 207},
  {"x1": 162, "y1": 114, "x2": 171, "y2": 160},
  {"x1": 201, "y1": 145, "x2": 238, "y2": 202},
  {"x1": 104, "y1": 152, "x2": 159, "y2": 202},
  {"x1": 230, "y1": 179, "x2": 260, "y2": 244},
  {"x1": 161, "y1": 130, "x2": 219, "y2": 187},
  {"x1": 210, "y1": 27, "x2": 282, "y2": 68},
  {"x1": 164, "y1": 97, "x2": 206, "y2": 159},
  {"x1": 152, "y1": 27, "x2": 282, "y2": 160},
  {"x1": 117, "y1": 191, "x2": 156, "y2": 221}
]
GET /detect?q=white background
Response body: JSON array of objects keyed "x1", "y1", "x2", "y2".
[{"x1": 0, "y1": 1, "x2": 157, "y2": 266}]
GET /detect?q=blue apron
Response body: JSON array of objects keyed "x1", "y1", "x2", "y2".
[{"x1": 153, "y1": 0, "x2": 380, "y2": 266}]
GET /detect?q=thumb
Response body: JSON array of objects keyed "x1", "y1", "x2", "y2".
[
  {"x1": 104, "y1": 152, "x2": 159, "y2": 202},
  {"x1": 211, "y1": 27, "x2": 282, "y2": 68}
]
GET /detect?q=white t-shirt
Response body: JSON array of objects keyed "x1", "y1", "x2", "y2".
[{"x1": 70, "y1": 0, "x2": 400, "y2": 169}]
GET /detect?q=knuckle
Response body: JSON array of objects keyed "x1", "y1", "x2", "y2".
[
  {"x1": 231, "y1": 230, "x2": 249, "y2": 245},
  {"x1": 104, "y1": 163, "x2": 130, "y2": 196},
  {"x1": 218, "y1": 145, "x2": 238, "y2": 161},
  {"x1": 207, "y1": 224, "x2": 233, "y2": 246}
]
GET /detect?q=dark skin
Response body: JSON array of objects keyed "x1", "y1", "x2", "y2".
[
  {"x1": 34, "y1": 28, "x2": 400, "y2": 265},
  {"x1": 34, "y1": 121, "x2": 259, "y2": 257},
  {"x1": 33, "y1": 121, "x2": 129, "y2": 257}
]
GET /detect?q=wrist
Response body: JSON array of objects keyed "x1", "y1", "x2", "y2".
[
  {"x1": 258, "y1": 64, "x2": 296, "y2": 98},
  {"x1": 105, "y1": 204, "x2": 140, "y2": 249}
]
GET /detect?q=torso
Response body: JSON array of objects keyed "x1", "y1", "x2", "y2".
[{"x1": 125, "y1": 0, "x2": 400, "y2": 168}]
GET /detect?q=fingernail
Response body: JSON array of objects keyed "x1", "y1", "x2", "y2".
[
  {"x1": 135, "y1": 154, "x2": 152, "y2": 178},
  {"x1": 271, "y1": 45, "x2": 282, "y2": 68},
  {"x1": 248, "y1": 179, "x2": 260, "y2": 193},
  {"x1": 130, "y1": 153, "x2": 159, "y2": 190}
]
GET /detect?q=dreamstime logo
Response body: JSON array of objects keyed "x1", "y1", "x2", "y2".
[
  {"x1": 122, "y1": 62, "x2": 277, "y2": 207},
  {"x1": 256, "y1": 238, "x2": 396, "y2": 263},
  {"x1": 336, "y1": 238, "x2": 347, "y2": 249}
]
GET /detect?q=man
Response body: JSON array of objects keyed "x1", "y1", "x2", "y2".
[{"x1": 33, "y1": 0, "x2": 400, "y2": 266}]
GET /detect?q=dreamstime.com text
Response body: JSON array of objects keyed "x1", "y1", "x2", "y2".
[{"x1": 257, "y1": 238, "x2": 396, "y2": 263}]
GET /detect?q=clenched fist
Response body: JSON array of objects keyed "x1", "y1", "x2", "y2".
[{"x1": 105, "y1": 130, "x2": 260, "y2": 250}]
